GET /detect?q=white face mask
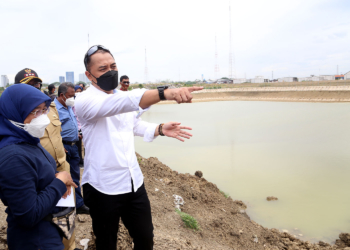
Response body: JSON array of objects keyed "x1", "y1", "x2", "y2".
[
  {"x1": 10, "y1": 114, "x2": 50, "y2": 138},
  {"x1": 63, "y1": 95, "x2": 75, "y2": 107}
]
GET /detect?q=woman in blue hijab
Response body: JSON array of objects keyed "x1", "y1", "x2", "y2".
[
  {"x1": 0, "y1": 84, "x2": 77, "y2": 250},
  {"x1": 74, "y1": 85, "x2": 83, "y2": 92}
]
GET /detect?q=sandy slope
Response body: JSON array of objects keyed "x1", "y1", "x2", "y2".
[{"x1": 0, "y1": 154, "x2": 349, "y2": 250}]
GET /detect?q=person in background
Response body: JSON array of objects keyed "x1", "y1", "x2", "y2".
[
  {"x1": 40, "y1": 86, "x2": 79, "y2": 249},
  {"x1": 73, "y1": 85, "x2": 84, "y2": 166},
  {"x1": 120, "y1": 75, "x2": 130, "y2": 91},
  {"x1": 14, "y1": 68, "x2": 42, "y2": 90},
  {"x1": 78, "y1": 82, "x2": 86, "y2": 91},
  {"x1": 55, "y1": 82, "x2": 89, "y2": 215},
  {"x1": 48, "y1": 83, "x2": 57, "y2": 101},
  {"x1": 0, "y1": 84, "x2": 77, "y2": 249},
  {"x1": 76, "y1": 44, "x2": 202, "y2": 249},
  {"x1": 75, "y1": 85, "x2": 82, "y2": 93}
]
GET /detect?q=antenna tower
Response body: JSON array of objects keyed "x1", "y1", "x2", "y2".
[
  {"x1": 144, "y1": 47, "x2": 148, "y2": 84},
  {"x1": 214, "y1": 35, "x2": 220, "y2": 80},
  {"x1": 228, "y1": 2, "x2": 236, "y2": 79}
]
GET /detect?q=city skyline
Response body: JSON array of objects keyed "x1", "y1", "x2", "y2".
[
  {"x1": 0, "y1": 75, "x2": 9, "y2": 88},
  {"x1": 66, "y1": 72, "x2": 74, "y2": 85},
  {"x1": 59, "y1": 76, "x2": 65, "y2": 83}
]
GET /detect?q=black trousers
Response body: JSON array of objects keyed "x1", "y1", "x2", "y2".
[
  {"x1": 75, "y1": 137, "x2": 84, "y2": 164},
  {"x1": 83, "y1": 182, "x2": 154, "y2": 250}
]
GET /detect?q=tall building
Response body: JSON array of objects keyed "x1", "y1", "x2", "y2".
[
  {"x1": 1, "y1": 75, "x2": 9, "y2": 87},
  {"x1": 59, "y1": 76, "x2": 65, "y2": 83},
  {"x1": 66, "y1": 72, "x2": 74, "y2": 84},
  {"x1": 79, "y1": 73, "x2": 89, "y2": 83}
]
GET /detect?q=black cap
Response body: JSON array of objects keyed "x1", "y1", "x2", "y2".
[{"x1": 14, "y1": 68, "x2": 42, "y2": 84}]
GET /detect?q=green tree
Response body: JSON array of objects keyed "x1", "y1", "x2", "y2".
[{"x1": 138, "y1": 84, "x2": 144, "y2": 89}]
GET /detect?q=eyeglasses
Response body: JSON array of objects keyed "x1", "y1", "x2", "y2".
[
  {"x1": 28, "y1": 79, "x2": 41, "y2": 87},
  {"x1": 30, "y1": 107, "x2": 50, "y2": 118},
  {"x1": 84, "y1": 45, "x2": 111, "y2": 69},
  {"x1": 123, "y1": 81, "x2": 130, "y2": 84}
]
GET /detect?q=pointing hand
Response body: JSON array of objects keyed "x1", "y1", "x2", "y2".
[{"x1": 164, "y1": 87, "x2": 203, "y2": 104}]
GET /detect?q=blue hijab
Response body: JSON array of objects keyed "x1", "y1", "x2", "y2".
[
  {"x1": 0, "y1": 84, "x2": 51, "y2": 150},
  {"x1": 74, "y1": 85, "x2": 83, "y2": 92}
]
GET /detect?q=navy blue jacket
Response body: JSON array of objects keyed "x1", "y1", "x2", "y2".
[{"x1": 0, "y1": 143, "x2": 66, "y2": 250}]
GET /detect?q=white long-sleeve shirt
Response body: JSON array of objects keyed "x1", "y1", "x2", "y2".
[{"x1": 75, "y1": 85, "x2": 158, "y2": 195}]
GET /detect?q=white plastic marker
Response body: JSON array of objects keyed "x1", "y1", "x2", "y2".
[{"x1": 56, "y1": 186, "x2": 75, "y2": 207}]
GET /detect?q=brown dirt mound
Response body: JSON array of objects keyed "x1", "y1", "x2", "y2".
[{"x1": 0, "y1": 154, "x2": 349, "y2": 250}]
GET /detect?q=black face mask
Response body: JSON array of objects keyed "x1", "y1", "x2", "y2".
[{"x1": 90, "y1": 70, "x2": 118, "y2": 91}]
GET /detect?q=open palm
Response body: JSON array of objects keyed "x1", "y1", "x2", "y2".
[{"x1": 162, "y1": 122, "x2": 193, "y2": 142}]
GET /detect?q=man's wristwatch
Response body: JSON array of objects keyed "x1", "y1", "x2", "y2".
[{"x1": 157, "y1": 86, "x2": 169, "y2": 101}]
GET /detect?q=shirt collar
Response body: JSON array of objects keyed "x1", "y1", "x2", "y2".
[
  {"x1": 54, "y1": 97, "x2": 67, "y2": 110},
  {"x1": 89, "y1": 84, "x2": 118, "y2": 95}
]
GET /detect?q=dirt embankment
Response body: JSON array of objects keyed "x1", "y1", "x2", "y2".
[
  {"x1": 158, "y1": 90, "x2": 350, "y2": 104},
  {"x1": 192, "y1": 91, "x2": 350, "y2": 101},
  {"x1": 0, "y1": 154, "x2": 349, "y2": 249}
]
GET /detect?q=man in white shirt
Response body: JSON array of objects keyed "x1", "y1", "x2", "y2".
[{"x1": 75, "y1": 45, "x2": 202, "y2": 250}]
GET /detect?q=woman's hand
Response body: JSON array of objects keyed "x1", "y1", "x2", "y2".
[
  {"x1": 162, "y1": 122, "x2": 193, "y2": 142},
  {"x1": 61, "y1": 184, "x2": 75, "y2": 199},
  {"x1": 55, "y1": 171, "x2": 78, "y2": 198}
]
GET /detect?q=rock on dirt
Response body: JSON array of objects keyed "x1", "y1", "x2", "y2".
[
  {"x1": 267, "y1": 196, "x2": 278, "y2": 201},
  {"x1": 195, "y1": 171, "x2": 203, "y2": 178}
]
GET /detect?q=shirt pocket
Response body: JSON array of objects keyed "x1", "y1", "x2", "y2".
[{"x1": 48, "y1": 118, "x2": 62, "y2": 139}]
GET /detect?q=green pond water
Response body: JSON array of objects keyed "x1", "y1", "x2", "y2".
[{"x1": 135, "y1": 101, "x2": 350, "y2": 243}]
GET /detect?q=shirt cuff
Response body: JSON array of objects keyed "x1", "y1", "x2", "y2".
[
  {"x1": 128, "y1": 89, "x2": 148, "y2": 110},
  {"x1": 143, "y1": 123, "x2": 158, "y2": 142},
  {"x1": 136, "y1": 106, "x2": 150, "y2": 118},
  {"x1": 51, "y1": 178, "x2": 68, "y2": 197}
]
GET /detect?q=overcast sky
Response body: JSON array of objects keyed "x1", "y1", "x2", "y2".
[{"x1": 0, "y1": 0, "x2": 349, "y2": 83}]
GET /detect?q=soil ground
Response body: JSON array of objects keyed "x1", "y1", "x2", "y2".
[
  {"x1": 0, "y1": 154, "x2": 349, "y2": 250},
  {"x1": 192, "y1": 90, "x2": 350, "y2": 100},
  {"x1": 190, "y1": 91, "x2": 350, "y2": 103}
]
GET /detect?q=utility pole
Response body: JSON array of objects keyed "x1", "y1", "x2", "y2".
[
  {"x1": 144, "y1": 47, "x2": 148, "y2": 84},
  {"x1": 228, "y1": 2, "x2": 234, "y2": 80},
  {"x1": 214, "y1": 35, "x2": 220, "y2": 80}
]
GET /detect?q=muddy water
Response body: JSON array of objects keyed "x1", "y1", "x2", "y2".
[{"x1": 135, "y1": 101, "x2": 350, "y2": 243}]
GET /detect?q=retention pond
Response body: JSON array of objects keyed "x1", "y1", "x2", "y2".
[{"x1": 135, "y1": 101, "x2": 350, "y2": 243}]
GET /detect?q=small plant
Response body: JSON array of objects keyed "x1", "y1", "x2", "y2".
[
  {"x1": 220, "y1": 190, "x2": 230, "y2": 198},
  {"x1": 176, "y1": 209, "x2": 199, "y2": 231}
]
